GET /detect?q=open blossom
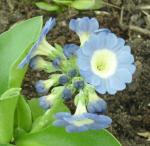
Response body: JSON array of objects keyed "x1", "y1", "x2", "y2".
[
  {"x1": 54, "y1": 91, "x2": 112, "y2": 132},
  {"x1": 19, "y1": 17, "x2": 56, "y2": 68},
  {"x1": 69, "y1": 17, "x2": 99, "y2": 45},
  {"x1": 77, "y1": 31, "x2": 136, "y2": 95}
]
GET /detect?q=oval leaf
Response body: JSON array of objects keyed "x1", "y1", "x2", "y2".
[
  {"x1": 15, "y1": 96, "x2": 32, "y2": 132},
  {"x1": 16, "y1": 126, "x2": 121, "y2": 146},
  {"x1": 0, "y1": 88, "x2": 20, "y2": 144},
  {"x1": 36, "y1": 2, "x2": 60, "y2": 11},
  {"x1": 71, "y1": 0, "x2": 95, "y2": 10},
  {"x1": 52, "y1": 0, "x2": 73, "y2": 5},
  {"x1": 0, "y1": 16, "x2": 42, "y2": 95}
]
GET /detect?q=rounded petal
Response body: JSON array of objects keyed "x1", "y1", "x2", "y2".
[
  {"x1": 77, "y1": 55, "x2": 90, "y2": 71},
  {"x1": 53, "y1": 120, "x2": 68, "y2": 127},
  {"x1": 66, "y1": 125, "x2": 88, "y2": 133},
  {"x1": 55, "y1": 112, "x2": 71, "y2": 119},
  {"x1": 119, "y1": 64, "x2": 136, "y2": 74},
  {"x1": 63, "y1": 44, "x2": 79, "y2": 58},
  {"x1": 95, "y1": 80, "x2": 107, "y2": 94},
  {"x1": 105, "y1": 33, "x2": 118, "y2": 49},
  {"x1": 109, "y1": 76, "x2": 126, "y2": 91},
  {"x1": 94, "y1": 28, "x2": 111, "y2": 34},
  {"x1": 80, "y1": 70, "x2": 101, "y2": 86},
  {"x1": 112, "y1": 37, "x2": 125, "y2": 52},
  {"x1": 69, "y1": 17, "x2": 99, "y2": 36},
  {"x1": 39, "y1": 96, "x2": 50, "y2": 110},
  {"x1": 106, "y1": 80, "x2": 117, "y2": 95},
  {"x1": 118, "y1": 51, "x2": 134, "y2": 64},
  {"x1": 88, "y1": 18, "x2": 99, "y2": 32},
  {"x1": 87, "y1": 99, "x2": 107, "y2": 113},
  {"x1": 115, "y1": 68, "x2": 132, "y2": 83}
]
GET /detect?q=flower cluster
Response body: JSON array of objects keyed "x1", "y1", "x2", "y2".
[{"x1": 19, "y1": 17, "x2": 135, "y2": 133}]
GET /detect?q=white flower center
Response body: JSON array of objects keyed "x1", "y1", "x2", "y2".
[{"x1": 91, "y1": 49, "x2": 117, "y2": 78}]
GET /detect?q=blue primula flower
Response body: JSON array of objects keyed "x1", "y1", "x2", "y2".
[
  {"x1": 63, "y1": 44, "x2": 79, "y2": 58},
  {"x1": 29, "y1": 56, "x2": 58, "y2": 73},
  {"x1": 59, "y1": 75, "x2": 69, "y2": 85},
  {"x1": 86, "y1": 86, "x2": 107, "y2": 113},
  {"x1": 39, "y1": 86, "x2": 64, "y2": 109},
  {"x1": 69, "y1": 17, "x2": 99, "y2": 45},
  {"x1": 54, "y1": 90, "x2": 112, "y2": 132},
  {"x1": 19, "y1": 17, "x2": 56, "y2": 68},
  {"x1": 62, "y1": 88, "x2": 73, "y2": 101},
  {"x1": 35, "y1": 74, "x2": 61, "y2": 94},
  {"x1": 54, "y1": 112, "x2": 112, "y2": 133},
  {"x1": 77, "y1": 31, "x2": 136, "y2": 95}
]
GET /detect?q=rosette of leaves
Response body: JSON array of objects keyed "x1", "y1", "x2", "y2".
[{"x1": 0, "y1": 16, "x2": 121, "y2": 146}]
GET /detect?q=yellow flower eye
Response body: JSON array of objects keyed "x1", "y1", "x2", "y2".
[{"x1": 91, "y1": 49, "x2": 117, "y2": 78}]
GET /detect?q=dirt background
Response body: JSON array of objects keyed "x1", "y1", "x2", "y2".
[{"x1": 0, "y1": 0, "x2": 150, "y2": 146}]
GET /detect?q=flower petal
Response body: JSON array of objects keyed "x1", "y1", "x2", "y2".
[
  {"x1": 19, "y1": 17, "x2": 56, "y2": 68},
  {"x1": 115, "y1": 68, "x2": 132, "y2": 83},
  {"x1": 118, "y1": 51, "x2": 134, "y2": 64}
]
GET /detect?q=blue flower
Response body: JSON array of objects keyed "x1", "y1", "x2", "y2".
[
  {"x1": 54, "y1": 112, "x2": 112, "y2": 133},
  {"x1": 39, "y1": 96, "x2": 51, "y2": 110},
  {"x1": 19, "y1": 17, "x2": 56, "y2": 68},
  {"x1": 39, "y1": 86, "x2": 64, "y2": 109},
  {"x1": 68, "y1": 69, "x2": 78, "y2": 78},
  {"x1": 62, "y1": 88, "x2": 72, "y2": 101},
  {"x1": 30, "y1": 56, "x2": 58, "y2": 73},
  {"x1": 35, "y1": 74, "x2": 61, "y2": 94},
  {"x1": 73, "y1": 80, "x2": 84, "y2": 90},
  {"x1": 54, "y1": 90, "x2": 112, "y2": 132},
  {"x1": 87, "y1": 87, "x2": 107, "y2": 113},
  {"x1": 59, "y1": 75, "x2": 69, "y2": 85},
  {"x1": 77, "y1": 31, "x2": 136, "y2": 95},
  {"x1": 63, "y1": 44, "x2": 79, "y2": 58},
  {"x1": 69, "y1": 17, "x2": 99, "y2": 45},
  {"x1": 87, "y1": 98, "x2": 107, "y2": 114},
  {"x1": 52, "y1": 56, "x2": 62, "y2": 67}
]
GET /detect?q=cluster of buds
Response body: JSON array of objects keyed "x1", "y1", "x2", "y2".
[{"x1": 19, "y1": 17, "x2": 135, "y2": 132}]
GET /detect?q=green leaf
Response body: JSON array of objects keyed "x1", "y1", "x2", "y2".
[
  {"x1": 71, "y1": 0, "x2": 95, "y2": 10},
  {"x1": 0, "y1": 144, "x2": 16, "y2": 146},
  {"x1": 0, "y1": 16, "x2": 43, "y2": 95},
  {"x1": 16, "y1": 126, "x2": 121, "y2": 146},
  {"x1": 15, "y1": 96, "x2": 32, "y2": 132},
  {"x1": 92, "y1": 0, "x2": 104, "y2": 9},
  {"x1": 0, "y1": 88, "x2": 20, "y2": 144},
  {"x1": 52, "y1": 0, "x2": 73, "y2": 5},
  {"x1": 36, "y1": 2, "x2": 60, "y2": 11},
  {"x1": 28, "y1": 98, "x2": 45, "y2": 121},
  {"x1": 31, "y1": 98, "x2": 68, "y2": 133}
]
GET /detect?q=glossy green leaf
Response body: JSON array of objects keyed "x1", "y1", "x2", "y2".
[
  {"x1": 92, "y1": 0, "x2": 104, "y2": 9},
  {"x1": 0, "y1": 16, "x2": 43, "y2": 95},
  {"x1": 16, "y1": 125, "x2": 121, "y2": 146},
  {"x1": 71, "y1": 0, "x2": 95, "y2": 10},
  {"x1": 0, "y1": 88, "x2": 20, "y2": 144},
  {"x1": 53, "y1": 0, "x2": 73, "y2": 5},
  {"x1": 36, "y1": 2, "x2": 60, "y2": 11},
  {"x1": 0, "y1": 144, "x2": 16, "y2": 146},
  {"x1": 15, "y1": 96, "x2": 32, "y2": 132},
  {"x1": 28, "y1": 98, "x2": 45, "y2": 121}
]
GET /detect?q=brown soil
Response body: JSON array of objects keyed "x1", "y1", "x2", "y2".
[{"x1": 0, "y1": 0, "x2": 150, "y2": 146}]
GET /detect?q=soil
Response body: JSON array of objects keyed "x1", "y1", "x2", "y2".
[{"x1": 0, "y1": 0, "x2": 150, "y2": 146}]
